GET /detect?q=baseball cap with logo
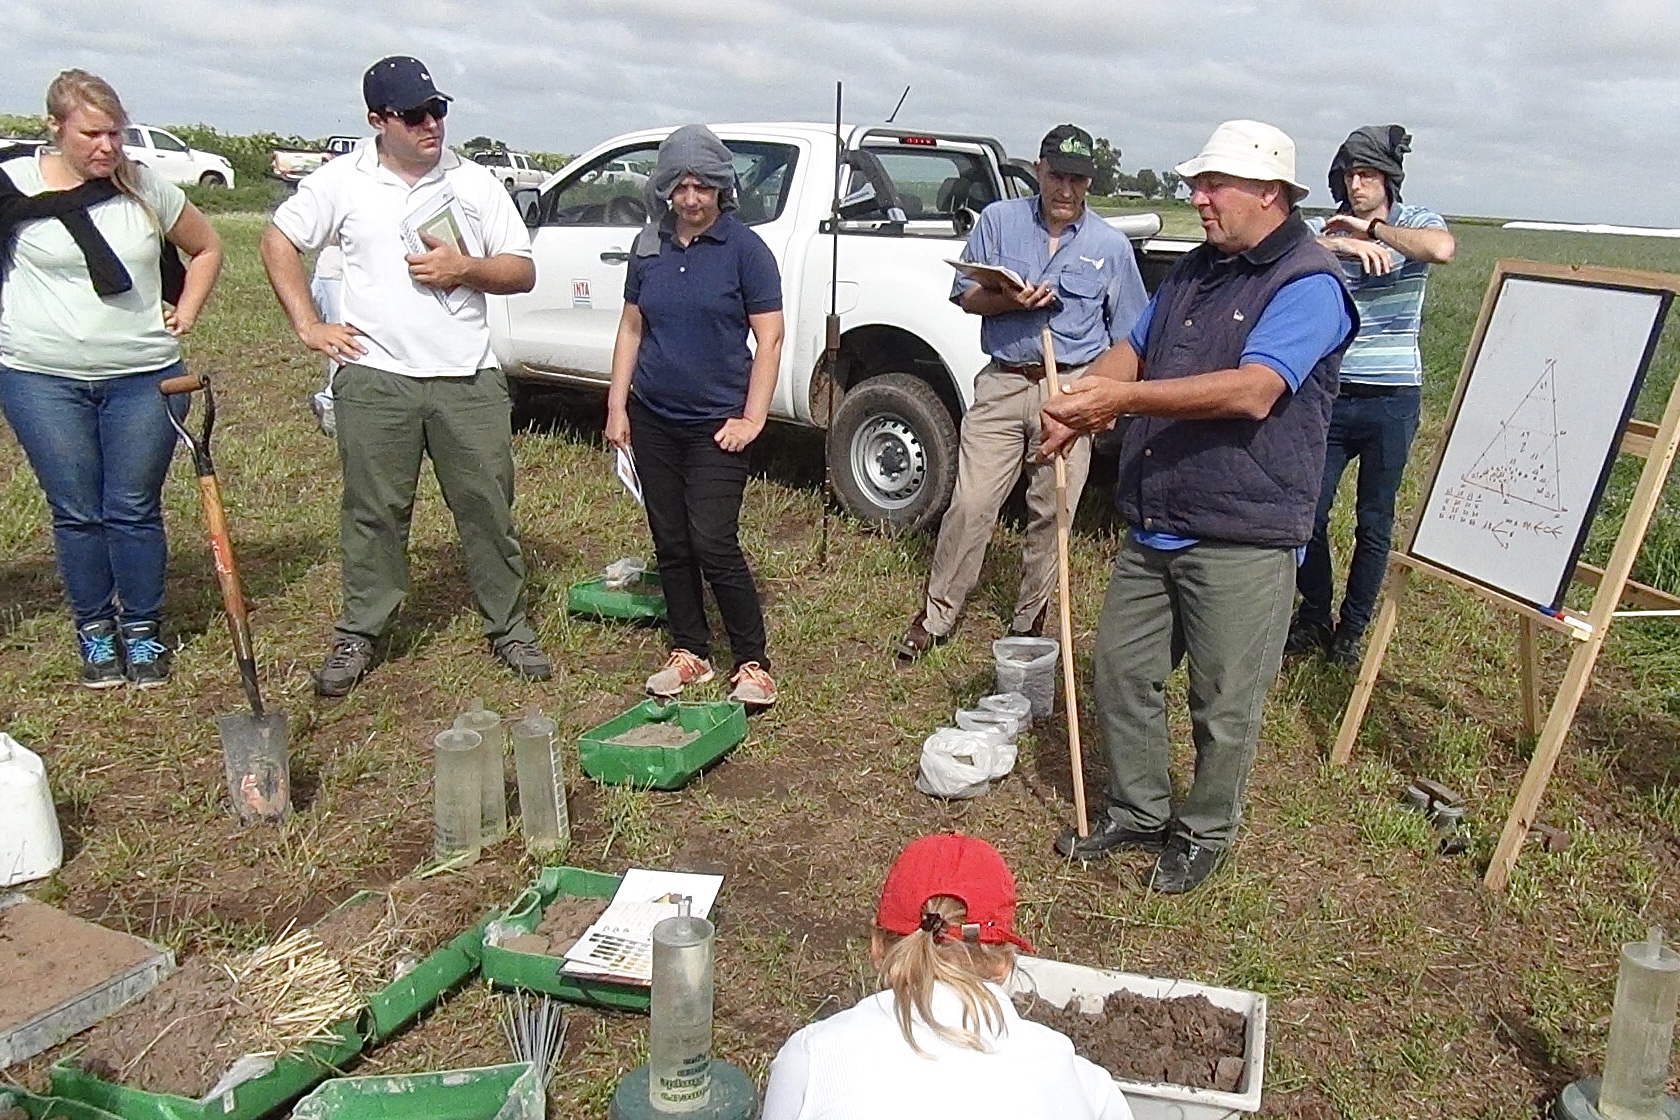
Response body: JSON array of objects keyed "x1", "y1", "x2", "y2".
[
  {"x1": 1039, "y1": 124, "x2": 1097, "y2": 179},
  {"x1": 875, "y1": 833, "x2": 1035, "y2": 952},
  {"x1": 1174, "y1": 119, "x2": 1310, "y2": 203},
  {"x1": 363, "y1": 56, "x2": 453, "y2": 113}
]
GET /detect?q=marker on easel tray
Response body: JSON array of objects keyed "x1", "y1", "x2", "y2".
[{"x1": 1533, "y1": 602, "x2": 1593, "y2": 635}]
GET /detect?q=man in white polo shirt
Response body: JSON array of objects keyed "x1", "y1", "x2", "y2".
[{"x1": 260, "y1": 55, "x2": 549, "y2": 695}]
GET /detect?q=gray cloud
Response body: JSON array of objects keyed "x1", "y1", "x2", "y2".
[{"x1": 3, "y1": 0, "x2": 1674, "y2": 225}]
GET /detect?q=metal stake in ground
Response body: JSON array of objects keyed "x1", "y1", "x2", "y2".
[
  {"x1": 161, "y1": 371, "x2": 291, "y2": 825},
  {"x1": 1039, "y1": 326, "x2": 1089, "y2": 838}
]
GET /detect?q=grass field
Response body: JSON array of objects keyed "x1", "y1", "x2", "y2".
[{"x1": 4, "y1": 213, "x2": 1680, "y2": 1119}]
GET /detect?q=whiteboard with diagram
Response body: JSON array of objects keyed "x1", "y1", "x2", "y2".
[{"x1": 1408, "y1": 272, "x2": 1670, "y2": 609}]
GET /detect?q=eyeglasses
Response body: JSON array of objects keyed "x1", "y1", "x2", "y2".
[{"x1": 385, "y1": 100, "x2": 448, "y2": 127}]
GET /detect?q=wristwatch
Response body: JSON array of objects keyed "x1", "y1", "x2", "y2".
[{"x1": 1368, "y1": 217, "x2": 1385, "y2": 241}]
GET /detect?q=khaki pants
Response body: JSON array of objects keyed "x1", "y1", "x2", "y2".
[
  {"x1": 332, "y1": 363, "x2": 535, "y2": 648},
  {"x1": 921, "y1": 363, "x2": 1092, "y2": 637}
]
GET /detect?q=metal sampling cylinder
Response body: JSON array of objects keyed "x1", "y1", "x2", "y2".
[
  {"x1": 511, "y1": 712, "x2": 569, "y2": 861},
  {"x1": 648, "y1": 899, "x2": 714, "y2": 1114},
  {"x1": 1600, "y1": 927, "x2": 1680, "y2": 1120},
  {"x1": 455, "y1": 701, "x2": 507, "y2": 844},
  {"x1": 432, "y1": 728, "x2": 482, "y2": 864}
]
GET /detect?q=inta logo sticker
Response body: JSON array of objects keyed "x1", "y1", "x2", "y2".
[{"x1": 572, "y1": 280, "x2": 591, "y2": 308}]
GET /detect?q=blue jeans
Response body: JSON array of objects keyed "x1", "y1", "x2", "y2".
[
  {"x1": 1, "y1": 364, "x2": 186, "y2": 627},
  {"x1": 1296, "y1": 387, "x2": 1421, "y2": 638}
]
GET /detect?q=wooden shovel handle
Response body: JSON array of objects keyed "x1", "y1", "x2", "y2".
[
  {"x1": 160, "y1": 371, "x2": 207, "y2": 396},
  {"x1": 1041, "y1": 325, "x2": 1089, "y2": 838}
]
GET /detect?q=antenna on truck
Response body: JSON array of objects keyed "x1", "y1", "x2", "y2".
[
  {"x1": 885, "y1": 85, "x2": 910, "y2": 124},
  {"x1": 819, "y1": 80, "x2": 843, "y2": 569}
]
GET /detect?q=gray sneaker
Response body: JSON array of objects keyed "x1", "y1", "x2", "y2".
[
  {"x1": 494, "y1": 638, "x2": 553, "y2": 681},
  {"x1": 314, "y1": 635, "x2": 374, "y2": 697}
]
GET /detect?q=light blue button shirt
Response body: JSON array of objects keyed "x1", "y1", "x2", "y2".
[{"x1": 950, "y1": 196, "x2": 1147, "y2": 367}]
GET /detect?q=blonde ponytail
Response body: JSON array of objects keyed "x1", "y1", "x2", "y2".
[{"x1": 875, "y1": 895, "x2": 1015, "y2": 1055}]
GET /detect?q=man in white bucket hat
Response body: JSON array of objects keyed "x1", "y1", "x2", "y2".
[{"x1": 1039, "y1": 120, "x2": 1357, "y2": 893}]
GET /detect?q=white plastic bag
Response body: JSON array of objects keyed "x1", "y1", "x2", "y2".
[
  {"x1": 602, "y1": 557, "x2": 647, "y2": 590},
  {"x1": 915, "y1": 726, "x2": 1018, "y2": 800},
  {"x1": 955, "y1": 708, "x2": 1022, "y2": 742}
]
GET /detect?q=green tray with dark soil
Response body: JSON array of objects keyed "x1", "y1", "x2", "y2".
[
  {"x1": 565, "y1": 574, "x2": 666, "y2": 621},
  {"x1": 478, "y1": 866, "x2": 649, "y2": 1012},
  {"x1": 577, "y1": 700, "x2": 747, "y2": 790}
]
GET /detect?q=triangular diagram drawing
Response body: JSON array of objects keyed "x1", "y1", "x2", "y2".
[{"x1": 1462, "y1": 358, "x2": 1565, "y2": 512}]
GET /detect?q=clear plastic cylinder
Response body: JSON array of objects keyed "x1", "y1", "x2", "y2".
[
  {"x1": 511, "y1": 712, "x2": 569, "y2": 861},
  {"x1": 432, "y1": 728, "x2": 482, "y2": 864},
  {"x1": 648, "y1": 901, "x2": 713, "y2": 1114},
  {"x1": 1600, "y1": 927, "x2": 1680, "y2": 1120},
  {"x1": 455, "y1": 701, "x2": 507, "y2": 844}
]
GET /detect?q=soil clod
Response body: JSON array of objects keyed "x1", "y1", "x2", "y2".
[{"x1": 1014, "y1": 990, "x2": 1247, "y2": 1091}]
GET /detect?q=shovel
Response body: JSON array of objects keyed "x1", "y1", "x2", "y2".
[
  {"x1": 1040, "y1": 326, "x2": 1089, "y2": 838},
  {"x1": 160, "y1": 371, "x2": 291, "y2": 824}
]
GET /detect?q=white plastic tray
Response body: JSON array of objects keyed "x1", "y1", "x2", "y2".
[{"x1": 1008, "y1": 954, "x2": 1266, "y2": 1120}]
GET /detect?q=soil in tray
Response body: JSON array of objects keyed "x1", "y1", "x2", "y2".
[
  {"x1": 73, "y1": 869, "x2": 509, "y2": 1100},
  {"x1": 1014, "y1": 990, "x2": 1247, "y2": 1092},
  {"x1": 605, "y1": 724, "x2": 699, "y2": 748},
  {"x1": 0, "y1": 898, "x2": 163, "y2": 1033},
  {"x1": 501, "y1": 895, "x2": 611, "y2": 958}
]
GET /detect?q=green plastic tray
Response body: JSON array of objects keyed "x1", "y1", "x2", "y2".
[
  {"x1": 290, "y1": 1062, "x2": 539, "y2": 1120},
  {"x1": 478, "y1": 867, "x2": 650, "y2": 1012},
  {"x1": 1, "y1": 1086, "x2": 130, "y2": 1120},
  {"x1": 577, "y1": 700, "x2": 747, "y2": 790},
  {"x1": 50, "y1": 1013, "x2": 363, "y2": 1120},
  {"x1": 566, "y1": 575, "x2": 666, "y2": 621},
  {"x1": 364, "y1": 911, "x2": 491, "y2": 1044}
]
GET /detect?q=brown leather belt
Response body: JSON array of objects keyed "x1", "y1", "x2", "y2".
[{"x1": 999, "y1": 361, "x2": 1086, "y2": 382}]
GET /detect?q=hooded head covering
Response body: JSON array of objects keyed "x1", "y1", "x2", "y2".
[
  {"x1": 1328, "y1": 125, "x2": 1411, "y2": 210},
  {"x1": 633, "y1": 124, "x2": 738, "y2": 256}
]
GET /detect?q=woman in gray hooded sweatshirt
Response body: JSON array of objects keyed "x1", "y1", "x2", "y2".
[{"x1": 605, "y1": 125, "x2": 785, "y2": 708}]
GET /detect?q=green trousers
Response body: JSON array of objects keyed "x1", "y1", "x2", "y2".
[
  {"x1": 1092, "y1": 536, "x2": 1295, "y2": 848},
  {"x1": 332, "y1": 363, "x2": 535, "y2": 648}
]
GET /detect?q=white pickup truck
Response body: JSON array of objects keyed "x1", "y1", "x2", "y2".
[
  {"x1": 491, "y1": 122, "x2": 1189, "y2": 531},
  {"x1": 122, "y1": 125, "x2": 236, "y2": 188},
  {"x1": 471, "y1": 149, "x2": 548, "y2": 191}
]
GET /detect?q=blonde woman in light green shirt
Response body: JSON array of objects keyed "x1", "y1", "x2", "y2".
[{"x1": 0, "y1": 69, "x2": 222, "y2": 688}]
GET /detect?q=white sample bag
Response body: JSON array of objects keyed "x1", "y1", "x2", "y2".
[
  {"x1": 915, "y1": 726, "x2": 1018, "y2": 800},
  {"x1": 0, "y1": 732, "x2": 63, "y2": 886}
]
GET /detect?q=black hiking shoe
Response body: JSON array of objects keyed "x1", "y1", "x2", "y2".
[
  {"x1": 1283, "y1": 619, "x2": 1333, "y2": 659},
  {"x1": 1148, "y1": 833, "x2": 1224, "y2": 894},
  {"x1": 493, "y1": 638, "x2": 553, "y2": 681},
  {"x1": 314, "y1": 635, "x2": 374, "y2": 697},
  {"x1": 1327, "y1": 628, "x2": 1363, "y2": 667},
  {"x1": 1010, "y1": 603, "x2": 1049, "y2": 639},
  {"x1": 1055, "y1": 815, "x2": 1169, "y2": 861},
  {"x1": 77, "y1": 619, "x2": 125, "y2": 690},
  {"x1": 120, "y1": 621, "x2": 171, "y2": 687}
]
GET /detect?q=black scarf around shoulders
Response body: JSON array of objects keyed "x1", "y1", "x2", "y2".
[{"x1": 0, "y1": 144, "x2": 185, "y2": 304}]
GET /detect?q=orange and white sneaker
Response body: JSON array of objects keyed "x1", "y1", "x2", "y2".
[
  {"x1": 646, "y1": 649, "x2": 714, "y2": 697},
  {"x1": 728, "y1": 661, "x2": 777, "y2": 709}
]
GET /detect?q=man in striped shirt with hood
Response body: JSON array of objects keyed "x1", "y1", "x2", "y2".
[{"x1": 1287, "y1": 125, "x2": 1455, "y2": 666}]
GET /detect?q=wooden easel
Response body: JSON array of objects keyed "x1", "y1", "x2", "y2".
[{"x1": 1330, "y1": 260, "x2": 1680, "y2": 892}]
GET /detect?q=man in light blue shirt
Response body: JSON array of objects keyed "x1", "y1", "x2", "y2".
[
  {"x1": 1288, "y1": 125, "x2": 1455, "y2": 665},
  {"x1": 897, "y1": 124, "x2": 1146, "y2": 658}
]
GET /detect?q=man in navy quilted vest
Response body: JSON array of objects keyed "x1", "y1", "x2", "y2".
[{"x1": 1040, "y1": 121, "x2": 1358, "y2": 894}]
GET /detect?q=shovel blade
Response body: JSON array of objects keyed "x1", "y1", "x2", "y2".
[{"x1": 218, "y1": 711, "x2": 291, "y2": 824}]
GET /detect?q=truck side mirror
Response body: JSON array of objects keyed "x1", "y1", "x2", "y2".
[{"x1": 514, "y1": 188, "x2": 540, "y2": 227}]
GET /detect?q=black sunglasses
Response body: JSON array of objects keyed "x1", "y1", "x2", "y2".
[{"x1": 386, "y1": 100, "x2": 448, "y2": 127}]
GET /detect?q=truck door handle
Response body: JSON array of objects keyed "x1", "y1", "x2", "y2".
[{"x1": 600, "y1": 250, "x2": 630, "y2": 264}]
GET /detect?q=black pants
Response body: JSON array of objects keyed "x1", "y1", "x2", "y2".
[{"x1": 629, "y1": 398, "x2": 769, "y2": 671}]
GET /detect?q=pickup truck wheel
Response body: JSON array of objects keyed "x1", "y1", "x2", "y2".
[
  {"x1": 828, "y1": 373, "x2": 958, "y2": 533},
  {"x1": 198, "y1": 172, "x2": 227, "y2": 188},
  {"x1": 505, "y1": 177, "x2": 516, "y2": 190}
]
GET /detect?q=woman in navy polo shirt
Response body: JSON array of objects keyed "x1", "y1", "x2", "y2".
[{"x1": 606, "y1": 125, "x2": 785, "y2": 708}]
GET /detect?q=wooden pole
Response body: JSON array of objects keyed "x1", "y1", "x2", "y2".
[
  {"x1": 1330, "y1": 566, "x2": 1410, "y2": 766},
  {"x1": 1040, "y1": 325, "x2": 1089, "y2": 837},
  {"x1": 1516, "y1": 617, "x2": 1542, "y2": 738}
]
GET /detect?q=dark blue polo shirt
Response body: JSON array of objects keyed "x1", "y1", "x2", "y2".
[{"x1": 625, "y1": 210, "x2": 783, "y2": 423}]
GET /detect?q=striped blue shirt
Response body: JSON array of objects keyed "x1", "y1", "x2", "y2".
[{"x1": 1308, "y1": 203, "x2": 1447, "y2": 387}]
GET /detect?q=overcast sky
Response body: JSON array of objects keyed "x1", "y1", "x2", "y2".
[{"x1": 4, "y1": 0, "x2": 1677, "y2": 227}]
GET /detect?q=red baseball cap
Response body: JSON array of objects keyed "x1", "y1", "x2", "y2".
[{"x1": 875, "y1": 834, "x2": 1034, "y2": 953}]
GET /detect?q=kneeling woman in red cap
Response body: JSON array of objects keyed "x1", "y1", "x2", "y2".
[{"x1": 760, "y1": 834, "x2": 1132, "y2": 1120}]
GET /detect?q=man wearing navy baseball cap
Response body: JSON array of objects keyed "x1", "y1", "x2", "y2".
[{"x1": 260, "y1": 56, "x2": 551, "y2": 694}]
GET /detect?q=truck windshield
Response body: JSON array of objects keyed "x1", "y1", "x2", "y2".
[{"x1": 542, "y1": 141, "x2": 798, "y2": 228}]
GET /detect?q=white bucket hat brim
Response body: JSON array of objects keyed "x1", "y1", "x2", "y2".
[{"x1": 1175, "y1": 119, "x2": 1310, "y2": 203}]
